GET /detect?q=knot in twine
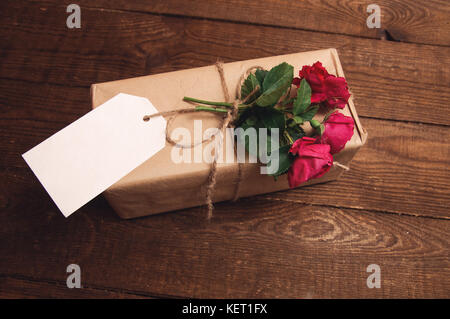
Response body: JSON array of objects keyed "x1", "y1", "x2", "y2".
[{"x1": 143, "y1": 61, "x2": 350, "y2": 219}]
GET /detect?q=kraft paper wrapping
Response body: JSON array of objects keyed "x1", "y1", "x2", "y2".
[{"x1": 91, "y1": 48, "x2": 367, "y2": 219}]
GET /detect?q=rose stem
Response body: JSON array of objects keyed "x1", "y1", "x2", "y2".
[
  {"x1": 183, "y1": 97, "x2": 233, "y2": 108},
  {"x1": 183, "y1": 96, "x2": 250, "y2": 110},
  {"x1": 283, "y1": 130, "x2": 294, "y2": 144},
  {"x1": 195, "y1": 106, "x2": 229, "y2": 113}
]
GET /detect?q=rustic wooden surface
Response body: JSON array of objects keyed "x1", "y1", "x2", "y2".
[{"x1": 0, "y1": 0, "x2": 449, "y2": 298}]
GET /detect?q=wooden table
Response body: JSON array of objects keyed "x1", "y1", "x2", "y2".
[{"x1": 0, "y1": 0, "x2": 449, "y2": 298}]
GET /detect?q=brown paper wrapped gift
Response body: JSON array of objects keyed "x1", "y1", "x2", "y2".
[{"x1": 91, "y1": 48, "x2": 367, "y2": 219}]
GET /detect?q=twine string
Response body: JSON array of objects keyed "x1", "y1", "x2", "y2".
[{"x1": 144, "y1": 62, "x2": 260, "y2": 219}]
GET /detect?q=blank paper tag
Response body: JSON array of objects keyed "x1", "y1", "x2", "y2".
[{"x1": 22, "y1": 93, "x2": 166, "y2": 217}]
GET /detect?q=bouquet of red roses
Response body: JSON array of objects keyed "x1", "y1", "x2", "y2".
[{"x1": 183, "y1": 61, "x2": 355, "y2": 188}]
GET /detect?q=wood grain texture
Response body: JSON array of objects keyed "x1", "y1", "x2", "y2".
[
  {"x1": 0, "y1": 193, "x2": 448, "y2": 298},
  {"x1": 268, "y1": 119, "x2": 450, "y2": 219},
  {"x1": 28, "y1": 0, "x2": 450, "y2": 47},
  {"x1": 0, "y1": 1, "x2": 449, "y2": 299},
  {"x1": 0, "y1": 2, "x2": 449, "y2": 126},
  {"x1": 0, "y1": 276, "x2": 148, "y2": 298}
]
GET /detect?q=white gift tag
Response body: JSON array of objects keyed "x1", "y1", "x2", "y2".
[{"x1": 22, "y1": 93, "x2": 166, "y2": 217}]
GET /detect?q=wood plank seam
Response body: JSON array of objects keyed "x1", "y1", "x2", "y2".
[
  {"x1": 2, "y1": 3, "x2": 449, "y2": 126},
  {"x1": 1, "y1": 202, "x2": 448, "y2": 298},
  {"x1": 354, "y1": 115, "x2": 450, "y2": 128},
  {"x1": 1, "y1": 163, "x2": 447, "y2": 220},
  {"x1": 25, "y1": 1, "x2": 450, "y2": 48},
  {"x1": 261, "y1": 197, "x2": 450, "y2": 221},
  {"x1": 1, "y1": 77, "x2": 449, "y2": 129},
  {"x1": 0, "y1": 274, "x2": 178, "y2": 299}
]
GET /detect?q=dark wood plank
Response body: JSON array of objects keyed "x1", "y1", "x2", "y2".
[
  {"x1": 28, "y1": 0, "x2": 450, "y2": 47},
  {"x1": 267, "y1": 119, "x2": 450, "y2": 219},
  {"x1": 0, "y1": 276, "x2": 148, "y2": 298},
  {"x1": 0, "y1": 1, "x2": 449, "y2": 126},
  {"x1": 0, "y1": 195, "x2": 448, "y2": 298}
]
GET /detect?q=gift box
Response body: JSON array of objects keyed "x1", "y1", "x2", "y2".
[{"x1": 91, "y1": 48, "x2": 367, "y2": 219}]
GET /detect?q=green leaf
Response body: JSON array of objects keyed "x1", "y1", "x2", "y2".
[
  {"x1": 287, "y1": 118, "x2": 298, "y2": 128},
  {"x1": 301, "y1": 105, "x2": 320, "y2": 122},
  {"x1": 281, "y1": 97, "x2": 294, "y2": 107},
  {"x1": 310, "y1": 119, "x2": 325, "y2": 135},
  {"x1": 236, "y1": 107, "x2": 285, "y2": 162},
  {"x1": 256, "y1": 107, "x2": 285, "y2": 132},
  {"x1": 255, "y1": 62, "x2": 293, "y2": 107},
  {"x1": 267, "y1": 144, "x2": 293, "y2": 177},
  {"x1": 310, "y1": 119, "x2": 321, "y2": 128},
  {"x1": 317, "y1": 124, "x2": 325, "y2": 135},
  {"x1": 293, "y1": 115, "x2": 304, "y2": 124},
  {"x1": 233, "y1": 106, "x2": 252, "y2": 127},
  {"x1": 293, "y1": 79, "x2": 311, "y2": 115},
  {"x1": 240, "y1": 73, "x2": 260, "y2": 103},
  {"x1": 255, "y1": 69, "x2": 268, "y2": 87},
  {"x1": 245, "y1": 115, "x2": 258, "y2": 126},
  {"x1": 286, "y1": 118, "x2": 306, "y2": 142}
]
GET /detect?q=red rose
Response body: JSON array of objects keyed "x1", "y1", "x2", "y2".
[
  {"x1": 320, "y1": 111, "x2": 354, "y2": 154},
  {"x1": 288, "y1": 137, "x2": 333, "y2": 188},
  {"x1": 293, "y1": 62, "x2": 350, "y2": 109},
  {"x1": 320, "y1": 76, "x2": 351, "y2": 109}
]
